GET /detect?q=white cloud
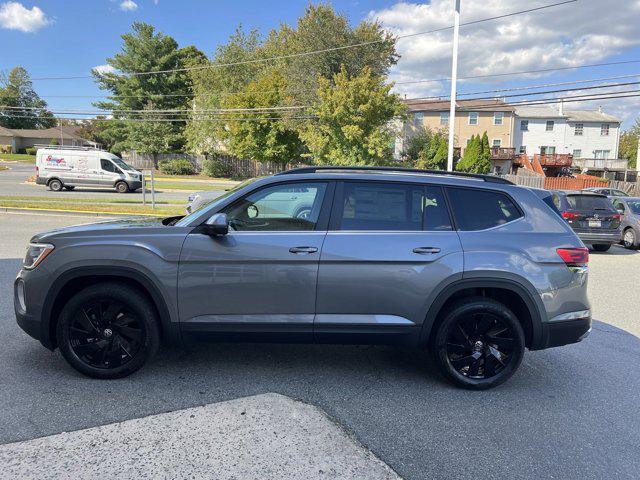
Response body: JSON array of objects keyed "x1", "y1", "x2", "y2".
[
  {"x1": 93, "y1": 64, "x2": 117, "y2": 75},
  {"x1": 369, "y1": 0, "x2": 640, "y2": 109},
  {"x1": 0, "y1": 1, "x2": 51, "y2": 32},
  {"x1": 119, "y1": 0, "x2": 138, "y2": 11}
]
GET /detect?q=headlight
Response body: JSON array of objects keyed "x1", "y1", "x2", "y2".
[{"x1": 23, "y1": 243, "x2": 54, "y2": 270}]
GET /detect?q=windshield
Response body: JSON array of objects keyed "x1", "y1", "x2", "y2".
[
  {"x1": 111, "y1": 157, "x2": 135, "y2": 171},
  {"x1": 566, "y1": 195, "x2": 614, "y2": 211},
  {"x1": 175, "y1": 178, "x2": 258, "y2": 226},
  {"x1": 627, "y1": 201, "x2": 640, "y2": 215}
]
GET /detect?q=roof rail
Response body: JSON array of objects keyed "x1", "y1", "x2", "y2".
[
  {"x1": 276, "y1": 166, "x2": 514, "y2": 185},
  {"x1": 34, "y1": 144, "x2": 101, "y2": 151}
]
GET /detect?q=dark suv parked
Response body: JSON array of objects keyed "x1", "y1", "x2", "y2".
[
  {"x1": 15, "y1": 167, "x2": 591, "y2": 389},
  {"x1": 550, "y1": 191, "x2": 621, "y2": 251}
]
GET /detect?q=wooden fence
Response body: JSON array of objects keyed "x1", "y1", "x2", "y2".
[
  {"x1": 121, "y1": 151, "x2": 303, "y2": 179},
  {"x1": 543, "y1": 176, "x2": 608, "y2": 190}
]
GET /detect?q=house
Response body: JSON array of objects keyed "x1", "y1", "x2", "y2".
[
  {"x1": 514, "y1": 104, "x2": 621, "y2": 175},
  {"x1": 0, "y1": 126, "x2": 96, "y2": 152},
  {"x1": 398, "y1": 98, "x2": 518, "y2": 173}
]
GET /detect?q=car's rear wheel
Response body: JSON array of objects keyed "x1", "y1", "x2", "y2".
[
  {"x1": 592, "y1": 244, "x2": 611, "y2": 252},
  {"x1": 115, "y1": 181, "x2": 129, "y2": 193},
  {"x1": 56, "y1": 283, "x2": 160, "y2": 379},
  {"x1": 623, "y1": 228, "x2": 637, "y2": 249},
  {"x1": 431, "y1": 297, "x2": 525, "y2": 390},
  {"x1": 48, "y1": 179, "x2": 63, "y2": 191}
]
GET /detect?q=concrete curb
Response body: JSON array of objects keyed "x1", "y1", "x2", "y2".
[{"x1": 0, "y1": 206, "x2": 164, "y2": 217}]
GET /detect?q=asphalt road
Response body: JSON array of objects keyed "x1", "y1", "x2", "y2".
[
  {"x1": 0, "y1": 161, "x2": 224, "y2": 204},
  {"x1": 1, "y1": 212, "x2": 639, "y2": 479}
]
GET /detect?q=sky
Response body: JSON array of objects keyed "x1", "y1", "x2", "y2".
[{"x1": 1, "y1": 0, "x2": 640, "y2": 128}]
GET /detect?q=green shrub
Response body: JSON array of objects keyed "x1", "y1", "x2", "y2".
[
  {"x1": 202, "y1": 157, "x2": 233, "y2": 178},
  {"x1": 158, "y1": 158, "x2": 196, "y2": 175},
  {"x1": 25, "y1": 147, "x2": 37, "y2": 156}
]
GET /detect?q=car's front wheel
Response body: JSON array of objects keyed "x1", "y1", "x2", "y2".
[
  {"x1": 115, "y1": 181, "x2": 130, "y2": 193},
  {"x1": 431, "y1": 297, "x2": 525, "y2": 390},
  {"x1": 56, "y1": 282, "x2": 160, "y2": 379},
  {"x1": 623, "y1": 228, "x2": 637, "y2": 249}
]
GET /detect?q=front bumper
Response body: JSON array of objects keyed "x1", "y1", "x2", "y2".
[
  {"x1": 127, "y1": 180, "x2": 143, "y2": 191},
  {"x1": 14, "y1": 277, "x2": 45, "y2": 344},
  {"x1": 540, "y1": 310, "x2": 591, "y2": 349},
  {"x1": 576, "y1": 231, "x2": 620, "y2": 245}
]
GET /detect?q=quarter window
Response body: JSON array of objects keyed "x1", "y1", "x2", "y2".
[
  {"x1": 468, "y1": 112, "x2": 479, "y2": 125},
  {"x1": 447, "y1": 188, "x2": 523, "y2": 231},
  {"x1": 337, "y1": 182, "x2": 424, "y2": 231},
  {"x1": 224, "y1": 182, "x2": 327, "y2": 231}
]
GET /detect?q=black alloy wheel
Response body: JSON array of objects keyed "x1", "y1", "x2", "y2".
[
  {"x1": 57, "y1": 283, "x2": 160, "y2": 379},
  {"x1": 432, "y1": 297, "x2": 525, "y2": 390},
  {"x1": 69, "y1": 300, "x2": 144, "y2": 369}
]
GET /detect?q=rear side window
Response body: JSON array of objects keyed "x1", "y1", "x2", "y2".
[
  {"x1": 338, "y1": 182, "x2": 424, "y2": 231},
  {"x1": 542, "y1": 193, "x2": 563, "y2": 218},
  {"x1": 424, "y1": 186, "x2": 452, "y2": 231},
  {"x1": 447, "y1": 187, "x2": 522, "y2": 231},
  {"x1": 566, "y1": 195, "x2": 613, "y2": 211}
]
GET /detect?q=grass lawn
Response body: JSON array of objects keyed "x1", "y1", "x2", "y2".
[
  {"x1": 0, "y1": 196, "x2": 183, "y2": 216},
  {"x1": 0, "y1": 153, "x2": 36, "y2": 163},
  {"x1": 153, "y1": 172, "x2": 236, "y2": 183},
  {"x1": 151, "y1": 180, "x2": 232, "y2": 191}
]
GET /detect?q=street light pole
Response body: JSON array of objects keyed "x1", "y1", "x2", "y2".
[{"x1": 446, "y1": 0, "x2": 461, "y2": 172}]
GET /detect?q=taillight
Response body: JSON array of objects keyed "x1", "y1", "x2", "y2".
[
  {"x1": 561, "y1": 211, "x2": 579, "y2": 220},
  {"x1": 556, "y1": 247, "x2": 589, "y2": 266},
  {"x1": 612, "y1": 213, "x2": 621, "y2": 220},
  {"x1": 35, "y1": 166, "x2": 39, "y2": 177}
]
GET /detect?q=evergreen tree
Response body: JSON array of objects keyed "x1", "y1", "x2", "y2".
[{"x1": 0, "y1": 67, "x2": 55, "y2": 129}]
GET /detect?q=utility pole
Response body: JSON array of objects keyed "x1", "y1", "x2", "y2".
[{"x1": 446, "y1": 0, "x2": 461, "y2": 172}]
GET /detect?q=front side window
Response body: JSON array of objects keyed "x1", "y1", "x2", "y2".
[
  {"x1": 338, "y1": 182, "x2": 424, "y2": 231},
  {"x1": 100, "y1": 159, "x2": 116, "y2": 173},
  {"x1": 627, "y1": 201, "x2": 640, "y2": 214},
  {"x1": 546, "y1": 121, "x2": 554, "y2": 131},
  {"x1": 224, "y1": 182, "x2": 327, "y2": 231},
  {"x1": 520, "y1": 120, "x2": 529, "y2": 131},
  {"x1": 493, "y1": 112, "x2": 503, "y2": 125},
  {"x1": 574, "y1": 123, "x2": 583, "y2": 136},
  {"x1": 468, "y1": 112, "x2": 479, "y2": 125},
  {"x1": 601, "y1": 124, "x2": 610, "y2": 136},
  {"x1": 440, "y1": 111, "x2": 449, "y2": 126},
  {"x1": 447, "y1": 187, "x2": 523, "y2": 231}
]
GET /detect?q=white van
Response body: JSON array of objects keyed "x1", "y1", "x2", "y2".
[{"x1": 35, "y1": 146, "x2": 142, "y2": 193}]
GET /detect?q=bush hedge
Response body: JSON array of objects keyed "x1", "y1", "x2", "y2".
[
  {"x1": 158, "y1": 158, "x2": 196, "y2": 175},
  {"x1": 25, "y1": 147, "x2": 37, "y2": 156},
  {"x1": 202, "y1": 158, "x2": 232, "y2": 178}
]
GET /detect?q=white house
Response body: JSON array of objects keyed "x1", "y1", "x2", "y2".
[{"x1": 514, "y1": 105, "x2": 620, "y2": 160}]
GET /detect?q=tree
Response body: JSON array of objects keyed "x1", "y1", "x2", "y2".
[
  {"x1": 619, "y1": 119, "x2": 639, "y2": 169},
  {"x1": 92, "y1": 23, "x2": 206, "y2": 152},
  {"x1": 301, "y1": 66, "x2": 404, "y2": 166},
  {"x1": 0, "y1": 67, "x2": 55, "y2": 129},
  {"x1": 456, "y1": 132, "x2": 491, "y2": 174},
  {"x1": 404, "y1": 127, "x2": 433, "y2": 163},
  {"x1": 221, "y1": 70, "x2": 305, "y2": 164},
  {"x1": 414, "y1": 130, "x2": 449, "y2": 170}
]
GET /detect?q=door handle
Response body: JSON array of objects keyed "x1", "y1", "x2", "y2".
[
  {"x1": 413, "y1": 247, "x2": 441, "y2": 255},
  {"x1": 289, "y1": 246, "x2": 318, "y2": 254}
]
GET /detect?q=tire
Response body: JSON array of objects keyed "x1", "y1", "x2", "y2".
[
  {"x1": 115, "y1": 181, "x2": 130, "y2": 193},
  {"x1": 622, "y1": 228, "x2": 637, "y2": 249},
  {"x1": 48, "y1": 179, "x2": 63, "y2": 191},
  {"x1": 431, "y1": 297, "x2": 525, "y2": 390},
  {"x1": 592, "y1": 244, "x2": 611, "y2": 252},
  {"x1": 63, "y1": 186, "x2": 75, "y2": 191},
  {"x1": 56, "y1": 282, "x2": 160, "y2": 379}
]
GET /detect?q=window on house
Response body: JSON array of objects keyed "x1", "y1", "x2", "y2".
[
  {"x1": 594, "y1": 150, "x2": 611, "y2": 159},
  {"x1": 546, "y1": 121, "x2": 554, "y2": 131},
  {"x1": 440, "y1": 111, "x2": 449, "y2": 126},
  {"x1": 493, "y1": 112, "x2": 503, "y2": 125},
  {"x1": 601, "y1": 124, "x2": 610, "y2": 136},
  {"x1": 468, "y1": 112, "x2": 478, "y2": 125},
  {"x1": 492, "y1": 139, "x2": 502, "y2": 147},
  {"x1": 574, "y1": 123, "x2": 583, "y2": 136},
  {"x1": 540, "y1": 146, "x2": 556, "y2": 155},
  {"x1": 413, "y1": 112, "x2": 424, "y2": 127},
  {"x1": 519, "y1": 146, "x2": 527, "y2": 154},
  {"x1": 572, "y1": 149, "x2": 582, "y2": 158},
  {"x1": 520, "y1": 120, "x2": 529, "y2": 131}
]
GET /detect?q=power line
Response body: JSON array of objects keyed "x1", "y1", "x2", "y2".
[
  {"x1": 0, "y1": 104, "x2": 311, "y2": 114},
  {"x1": 29, "y1": 0, "x2": 577, "y2": 81},
  {"x1": 0, "y1": 115, "x2": 318, "y2": 123}
]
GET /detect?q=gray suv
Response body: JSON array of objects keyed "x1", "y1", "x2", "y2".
[{"x1": 14, "y1": 167, "x2": 591, "y2": 389}]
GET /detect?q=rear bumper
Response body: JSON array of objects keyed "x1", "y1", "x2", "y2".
[
  {"x1": 539, "y1": 310, "x2": 591, "y2": 349},
  {"x1": 576, "y1": 231, "x2": 619, "y2": 244}
]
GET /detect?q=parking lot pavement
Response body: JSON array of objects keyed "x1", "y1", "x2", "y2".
[
  {"x1": 0, "y1": 161, "x2": 225, "y2": 204},
  {"x1": 0, "y1": 393, "x2": 399, "y2": 480},
  {"x1": 1, "y1": 212, "x2": 639, "y2": 479}
]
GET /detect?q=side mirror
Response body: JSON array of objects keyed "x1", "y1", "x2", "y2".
[{"x1": 204, "y1": 213, "x2": 229, "y2": 236}]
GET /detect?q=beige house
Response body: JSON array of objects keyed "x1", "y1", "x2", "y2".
[
  {"x1": 397, "y1": 99, "x2": 518, "y2": 173},
  {"x1": 0, "y1": 126, "x2": 95, "y2": 152}
]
